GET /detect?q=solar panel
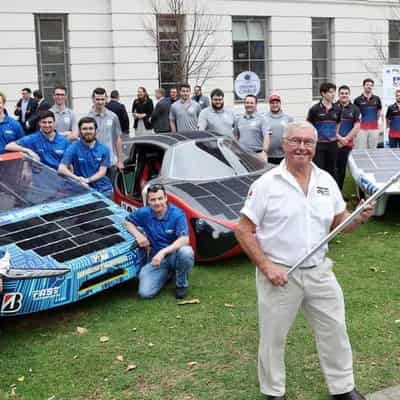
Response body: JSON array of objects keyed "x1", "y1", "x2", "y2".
[
  {"x1": 195, "y1": 196, "x2": 237, "y2": 220},
  {"x1": 197, "y1": 181, "x2": 242, "y2": 205},
  {"x1": 349, "y1": 148, "x2": 400, "y2": 216},
  {"x1": 0, "y1": 201, "x2": 127, "y2": 262}
]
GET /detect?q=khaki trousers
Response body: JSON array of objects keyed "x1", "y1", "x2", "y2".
[
  {"x1": 354, "y1": 129, "x2": 380, "y2": 149},
  {"x1": 256, "y1": 258, "x2": 355, "y2": 396}
]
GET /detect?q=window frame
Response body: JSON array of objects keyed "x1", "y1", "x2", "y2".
[
  {"x1": 389, "y1": 20, "x2": 400, "y2": 65},
  {"x1": 34, "y1": 13, "x2": 71, "y2": 106},
  {"x1": 157, "y1": 13, "x2": 184, "y2": 91},
  {"x1": 311, "y1": 17, "x2": 333, "y2": 100},
  {"x1": 232, "y1": 16, "x2": 268, "y2": 102}
]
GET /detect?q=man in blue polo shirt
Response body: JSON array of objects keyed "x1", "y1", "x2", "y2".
[
  {"x1": 124, "y1": 184, "x2": 194, "y2": 299},
  {"x1": 385, "y1": 88, "x2": 400, "y2": 148},
  {"x1": 5, "y1": 110, "x2": 69, "y2": 170},
  {"x1": 58, "y1": 116, "x2": 113, "y2": 195},
  {"x1": 336, "y1": 85, "x2": 361, "y2": 191},
  {"x1": 307, "y1": 82, "x2": 341, "y2": 181},
  {"x1": 0, "y1": 91, "x2": 24, "y2": 154},
  {"x1": 354, "y1": 78, "x2": 382, "y2": 149}
]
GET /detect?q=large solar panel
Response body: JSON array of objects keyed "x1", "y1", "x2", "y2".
[
  {"x1": 170, "y1": 173, "x2": 262, "y2": 220},
  {"x1": 0, "y1": 201, "x2": 126, "y2": 262},
  {"x1": 349, "y1": 149, "x2": 400, "y2": 182},
  {"x1": 348, "y1": 148, "x2": 400, "y2": 216}
]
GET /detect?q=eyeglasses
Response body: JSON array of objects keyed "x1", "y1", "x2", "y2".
[{"x1": 284, "y1": 138, "x2": 316, "y2": 148}]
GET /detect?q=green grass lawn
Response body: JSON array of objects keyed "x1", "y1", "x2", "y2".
[{"x1": 1, "y1": 181, "x2": 400, "y2": 400}]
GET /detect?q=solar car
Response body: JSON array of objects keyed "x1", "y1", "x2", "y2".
[
  {"x1": 0, "y1": 153, "x2": 143, "y2": 317},
  {"x1": 114, "y1": 131, "x2": 271, "y2": 262}
]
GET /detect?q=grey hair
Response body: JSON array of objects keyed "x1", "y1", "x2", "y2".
[{"x1": 283, "y1": 121, "x2": 318, "y2": 141}]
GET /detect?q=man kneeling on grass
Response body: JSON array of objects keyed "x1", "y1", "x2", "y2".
[{"x1": 124, "y1": 184, "x2": 194, "y2": 299}]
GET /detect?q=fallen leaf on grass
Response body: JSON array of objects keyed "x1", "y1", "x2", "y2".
[
  {"x1": 126, "y1": 364, "x2": 137, "y2": 371},
  {"x1": 116, "y1": 355, "x2": 124, "y2": 362},
  {"x1": 76, "y1": 326, "x2": 88, "y2": 334},
  {"x1": 99, "y1": 336, "x2": 110, "y2": 343},
  {"x1": 187, "y1": 361, "x2": 198, "y2": 368},
  {"x1": 148, "y1": 342, "x2": 154, "y2": 347},
  {"x1": 176, "y1": 315, "x2": 182, "y2": 319},
  {"x1": 224, "y1": 303, "x2": 236, "y2": 308},
  {"x1": 73, "y1": 355, "x2": 79, "y2": 360},
  {"x1": 177, "y1": 298, "x2": 200, "y2": 305},
  {"x1": 47, "y1": 396, "x2": 56, "y2": 400},
  {"x1": 369, "y1": 267, "x2": 379, "y2": 273},
  {"x1": 17, "y1": 376, "x2": 24, "y2": 382},
  {"x1": 395, "y1": 320, "x2": 400, "y2": 324},
  {"x1": 10, "y1": 387, "x2": 16, "y2": 396}
]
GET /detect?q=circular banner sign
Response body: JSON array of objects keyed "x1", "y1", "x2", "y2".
[{"x1": 234, "y1": 71, "x2": 261, "y2": 99}]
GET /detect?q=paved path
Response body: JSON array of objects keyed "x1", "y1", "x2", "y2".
[{"x1": 367, "y1": 385, "x2": 400, "y2": 400}]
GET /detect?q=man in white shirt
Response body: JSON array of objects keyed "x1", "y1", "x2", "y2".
[{"x1": 235, "y1": 121, "x2": 373, "y2": 400}]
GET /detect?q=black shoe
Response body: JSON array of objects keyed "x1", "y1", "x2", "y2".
[
  {"x1": 175, "y1": 287, "x2": 188, "y2": 299},
  {"x1": 264, "y1": 396, "x2": 285, "y2": 400},
  {"x1": 331, "y1": 388, "x2": 366, "y2": 400}
]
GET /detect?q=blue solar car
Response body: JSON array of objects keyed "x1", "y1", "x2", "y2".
[{"x1": 0, "y1": 153, "x2": 143, "y2": 317}]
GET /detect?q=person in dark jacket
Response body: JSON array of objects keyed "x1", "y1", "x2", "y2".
[
  {"x1": 14, "y1": 88, "x2": 37, "y2": 133},
  {"x1": 26, "y1": 90, "x2": 51, "y2": 133},
  {"x1": 151, "y1": 88, "x2": 172, "y2": 133},
  {"x1": 106, "y1": 90, "x2": 130, "y2": 135},
  {"x1": 131, "y1": 87, "x2": 154, "y2": 136}
]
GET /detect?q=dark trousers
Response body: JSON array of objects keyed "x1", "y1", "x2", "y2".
[
  {"x1": 313, "y1": 141, "x2": 338, "y2": 182},
  {"x1": 389, "y1": 137, "x2": 400, "y2": 148},
  {"x1": 336, "y1": 146, "x2": 352, "y2": 191},
  {"x1": 268, "y1": 157, "x2": 284, "y2": 165}
]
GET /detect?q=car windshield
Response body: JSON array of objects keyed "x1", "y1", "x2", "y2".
[
  {"x1": 169, "y1": 138, "x2": 265, "y2": 180},
  {"x1": 0, "y1": 157, "x2": 89, "y2": 212}
]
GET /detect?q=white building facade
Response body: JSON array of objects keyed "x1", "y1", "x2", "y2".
[{"x1": 1, "y1": 0, "x2": 399, "y2": 120}]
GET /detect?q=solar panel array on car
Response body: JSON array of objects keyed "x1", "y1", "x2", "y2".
[
  {"x1": 0, "y1": 201, "x2": 126, "y2": 262},
  {"x1": 172, "y1": 173, "x2": 263, "y2": 220}
]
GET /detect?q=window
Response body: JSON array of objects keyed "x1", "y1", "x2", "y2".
[
  {"x1": 389, "y1": 20, "x2": 400, "y2": 64},
  {"x1": 312, "y1": 18, "x2": 332, "y2": 98},
  {"x1": 157, "y1": 14, "x2": 184, "y2": 92},
  {"x1": 35, "y1": 14, "x2": 71, "y2": 104},
  {"x1": 232, "y1": 17, "x2": 267, "y2": 101}
]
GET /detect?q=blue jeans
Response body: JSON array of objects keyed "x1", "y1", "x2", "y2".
[{"x1": 138, "y1": 246, "x2": 194, "y2": 299}]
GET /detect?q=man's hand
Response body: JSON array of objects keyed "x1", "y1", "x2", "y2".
[
  {"x1": 264, "y1": 263, "x2": 288, "y2": 286},
  {"x1": 151, "y1": 250, "x2": 166, "y2": 268},
  {"x1": 77, "y1": 176, "x2": 90, "y2": 188},
  {"x1": 116, "y1": 160, "x2": 124, "y2": 171},
  {"x1": 358, "y1": 199, "x2": 375, "y2": 223},
  {"x1": 26, "y1": 150, "x2": 40, "y2": 162},
  {"x1": 136, "y1": 232, "x2": 150, "y2": 248}
]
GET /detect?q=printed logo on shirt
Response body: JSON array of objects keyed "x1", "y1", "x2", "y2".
[
  {"x1": 78, "y1": 157, "x2": 85, "y2": 161},
  {"x1": 55, "y1": 149, "x2": 65, "y2": 154},
  {"x1": 106, "y1": 119, "x2": 113, "y2": 127},
  {"x1": 4, "y1": 129, "x2": 14, "y2": 135},
  {"x1": 96, "y1": 157, "x2": 102, "y2": 161},
  {"x1": 165, "y1": 229, "x2": 174, "y2": 234},
  {"x1": 316, "y1": 186, "x2": 330, "y2": 196}
]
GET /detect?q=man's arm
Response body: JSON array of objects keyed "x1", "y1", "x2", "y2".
[
  {"x1": 124, "y1": 219, "x2": 150, "y2": 248},
  {"x1": 235, "y1": 215, "x2": 288, "y2": 286},
  {"x1": 5, "y1": 142, "x2": 40, "y2": 161},
  {"x1": 58, "y1": 163, "x2": 89, "y2": 187},
  {"x1": 151, "y1": 236, "x2": 190, "y2": 267},
  {"x1": 331, "y1": 200, "x2": 374, "y2": 233},
  {"x1": 169, "y1": 105, "x2": 177, "y2": 132}
]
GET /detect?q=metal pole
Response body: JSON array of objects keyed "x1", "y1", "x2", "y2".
[{"x1": 287, "y1": 171, "x2": 400, "y2": 276}]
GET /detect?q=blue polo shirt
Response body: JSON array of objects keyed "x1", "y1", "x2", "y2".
[
  {"x1": 17, "y1": 130, "x2": 70, "y2": 170},
  {"x1": 61, "y1": 140, "x2": 112, "y2": 194},
  {"x1": 354, "y1": 94, "x2": 382, "y2": 130},
  {"x1": 307, "y1": 101, "x2": 341, "y2": 142},
  {"x1": 126, "y1": 204, "x2": 188, "y2": 257},
  {"x1": 0, "y1": 115, "x2": 24, "y2": 154}
]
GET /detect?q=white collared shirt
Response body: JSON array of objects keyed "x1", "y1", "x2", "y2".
[{"x1": 240, "y1": 161, "x2": 346, "y2": 267}]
